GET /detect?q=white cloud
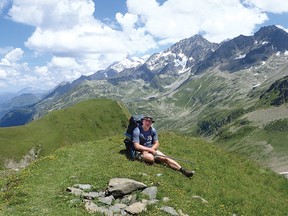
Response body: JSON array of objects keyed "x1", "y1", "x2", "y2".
[
  {"x1": 4, "y1": 48, "x2": 24, "y2": 64},
  {"x1": 277, "y1": 25, "x2": 288, "y2": 33},
  {"x1": 0, "y1": 0, "x2": 10, "y2": 14},
  {"x1": 243, "y1": 0, "x2": 288, "y2": 13},
  {"x1": 0, "y1": 47, "x2": 14, "y2": 55},
  {"x1": 0, "y1": 68, "x2": 7, "y2": 78},
  {"x1": 7, "y1": 0, "x2": 156, "y2": 68},
  {"x1": 0, "y1": 48, "x2": 23, "y2": 67},
  {"x1": 8, "y1": 0, "x2": 95, "y2": 29},
  {"x1": 49, "y1": 57, "x2": 78, "y2": 69},
  {"x1": 126, "y1": 0, "x2": 268, "y2": 43}
]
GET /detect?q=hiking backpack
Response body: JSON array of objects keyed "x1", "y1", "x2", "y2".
[{"x1": 123, "y1": 114, "x2": 144, "y2": 159}]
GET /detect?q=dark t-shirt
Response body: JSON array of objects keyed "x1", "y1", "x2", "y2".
[{"x1": 132, "y1": 125, "x2": 158, "y2": 148}]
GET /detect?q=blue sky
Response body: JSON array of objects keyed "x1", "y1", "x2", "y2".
[{"x1": 0, "y1": 0, "x2": 288, "y2": 93}]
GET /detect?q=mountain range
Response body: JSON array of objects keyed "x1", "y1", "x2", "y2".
[{"x1": 1, "y1": 25, "x2": 288, "y2": 173}]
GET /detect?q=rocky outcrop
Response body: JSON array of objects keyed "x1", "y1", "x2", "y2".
[
  {"x1": 67, "y1": 177, "x2": 190, "y2": 215},
  {"x1": 107, "y1": 178, "x2": 147, "y2": 198},
  {"x1": 260, "y1": 75, "x2": 288, "y2": 106},
  {"x1": 4, "y1": 147, "x2": 41, "y2": 170}
]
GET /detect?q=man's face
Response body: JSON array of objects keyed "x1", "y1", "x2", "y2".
[{"x1": 143, "y1": 119, "x2": 153, "y2": 127}]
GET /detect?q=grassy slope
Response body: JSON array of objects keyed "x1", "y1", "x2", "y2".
[
  {"x1": 1, "y1": 133, "x2": 288, "y2": 215},
  {"x1": 214, "y1": 116, "x2": 288, "y2": 171},
  {"x1": 0, "y1": 99, "x2": 129, "y2": 168},
  {"x1": 163, "y1": 71, "x2": 288, "y2": 171}
]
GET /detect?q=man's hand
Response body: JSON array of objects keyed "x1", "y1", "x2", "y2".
[{"x1": 148, "y1": 148, "x2": 157, "y2": 156}]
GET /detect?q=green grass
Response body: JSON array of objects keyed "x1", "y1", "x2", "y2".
[
  {"x1": 254, "y1": 130, "x2": 288, "y2": 156},
  {"x1": 0, "y1": 99, "x2": 129, "y2": 168},
  {"x1": 212, "y1": 117, "x2": 288, "y2": 161},
  {"x1": 1, "y1": 133, "x2": 288, "y2": 215},
  {"x1": 172, "y1": 74, "x2": 227, "y2": 107},
  {"x1": 197, "y1": 108, "x2": 246, "y2": 136}
]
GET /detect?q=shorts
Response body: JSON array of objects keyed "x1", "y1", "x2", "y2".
[{"x1": 134, "y1": 150, "x2": 165, "y2": 161}]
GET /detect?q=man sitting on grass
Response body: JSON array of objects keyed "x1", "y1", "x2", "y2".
[{"x1": 133, "y1": 116, "x2": 194, "y2": 178}]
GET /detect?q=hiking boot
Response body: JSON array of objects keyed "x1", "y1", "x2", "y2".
[{"x1": 180, "y1": 167, "x2": 195, "y2": 178}]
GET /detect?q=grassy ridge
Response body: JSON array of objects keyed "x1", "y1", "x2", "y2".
[
  {"x1": 0, "y1": 99, "x2": 129, "y2": 168},
  {"x1": 1, "y1": 133, "x2": 288, "y2": 215}
]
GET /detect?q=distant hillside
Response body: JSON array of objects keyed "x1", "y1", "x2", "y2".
[
  {"x1": 258, "y1": 75, "x2": 288, "y2": 106},
  {"x1": 1, "y1": 133, "x2": 288, "y2": 215},
  {"x1": 0, "y1": 93, "x2": 40, "y2": 121},
  {"x1": 0, "y1": 99, "x2": 129, "y2": 169}
]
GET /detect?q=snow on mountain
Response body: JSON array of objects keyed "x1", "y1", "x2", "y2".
[
  {"x1": 145, "y1": 50, "x2": 189, "y2": 73},
  {"x1": 145, "y1": 53, "x2": 162, "y2": 71},
  {"x1": 110, "y1": 56, "x2": 148, "y2": 72},
  {"x1": 173, "y1": 52, "x2": 188, "y2": 72}
]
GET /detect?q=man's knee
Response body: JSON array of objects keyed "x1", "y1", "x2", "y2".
[{"x1": 143, "y1": 153, "x2": 155, "y2": 164}]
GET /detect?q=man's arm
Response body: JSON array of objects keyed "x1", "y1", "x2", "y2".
[
  {"x1": 134, "y1": 142, "x2": 156, "y2": 155},
  {"x1": 151, "y1": 141, "x2": 159, "y2": 150}
]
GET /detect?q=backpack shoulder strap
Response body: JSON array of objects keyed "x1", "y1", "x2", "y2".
[{"x1": 150, "y1": 127, "x2": 156, "y2": 135}]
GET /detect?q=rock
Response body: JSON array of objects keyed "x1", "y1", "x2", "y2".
[
  {"x1": 147, "y1": 199, "x2": 159, "y2": 205},
  {"x1": 67, "y1": 178, "x2": 186, "y2": 215},
  {"x1": 178, "y1": 209, "x2": 189, "y2": 216},
  {"x1": 121, "y1": 194, "x2": 133, "y2": 205},
  {"x1": 107, "y1": 178, "x2": 147, "y2": 197},
  {"x1": 84, "y1": 201, "x2": 98, "y2": 213},
  {"x1": 139, "y1": 172, "x2": 148, "y2": 176},
  {"x1": 160, "y1": 206, "x2": 179, "y2": 216},
  {"x1": 109, "y1": 203, "x2": 127, "y2": 213},
  {"x1": 120, "y1": 193, "x2": 138, "y2": 205},
  {"x1": 125, "y1": 202, "x2": 147, "y2": 214},
  {"x1": 73, "y1": 184, "x2": 92, "y2": 191},
  {"x1": 192, "y1": 195, "x2": 208, "y2": 204},
  {"x1": 98, "y1": 191, "x2": 106, "y2": 197},
  {"x1": 141, "y1": 186, "x2": 157, "y2": 199},
  {"x1": 66, "y1": 187, "x2": 84, "y2": 196},
  {"x1": 163, "y1": 197, "x2": 170, "y2": 202},
  {"x1": 83, "y1": 191, "x2": 100, "y2": 200},
  {"x1": 84, "y1": 201, "x2": 113, "y2": 216},
  {"x1": 99, "y1": 195, "x2": 114, "y2": 205},
  {"x1": 95, "y1": 206, "x2": 113, "y2": 216},
  {"x1": 112, "y1": 203, "x2": 127, "y2": 209},
  {"x1": 109, "y1": 205, "x2": 121, "y2": 213}
]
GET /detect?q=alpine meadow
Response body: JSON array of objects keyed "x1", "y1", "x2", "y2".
[{"x1": 1, "y1": 25, "x2": 288, "y2": 215}]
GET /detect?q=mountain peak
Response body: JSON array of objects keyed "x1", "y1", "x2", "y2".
[
  {"x1": 109, "y1": 57, "x2": 148, "y2": 73},
  {"x1": 253, "y1": 25, "x2": 288, "y2": 50},
  {"x1": 255, "y1": 25, "x2": 280, "y2": 36},
  {"x1": 167, "y1": 34, "x2": 216, "y2": 54}
]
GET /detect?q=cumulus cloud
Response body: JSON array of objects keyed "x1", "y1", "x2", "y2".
[
  {"x1": 0, "y1": 68, "x2": 7, "y2": 79},
  {"x1": 126, "y1": 0, "x2": 268, "y2": 43},
  {"x1": 0, "y1": 0, "x2": 10, "y2": 14},
  {"x1": 0, "y1": 48, "x2": 23, "y2": 66},
  {"x1": 243, "y1": 0, "x2": 288, "y2": 13},
  {"x1": 7, "y1": 0, "x2": 157, "y2": 80},
  {"x1": 277, "y1": 25, "x2": 288, "y2": 33},
  {"x1": 4, "y1": 48, "x2": 23, "y2": 64},
  {"x1": 8, "y1": 0, "x2": 95, "y2": 29},
  {"x1": 10, "y1": 0, "x2": 156, "y2": 56},
  {"x1": 0, "y1": 48, "x2": 28, "y2": 90}
]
